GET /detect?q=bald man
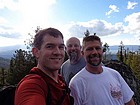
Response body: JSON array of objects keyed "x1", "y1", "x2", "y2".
[{"x1": 60, "y1": 37, "x2": 86, "y2": 85}]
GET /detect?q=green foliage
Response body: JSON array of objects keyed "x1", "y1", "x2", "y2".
[
  {"x1": 115, "y1": 43, "x2": 140, "y2": 102},
  {"x1": 103, "y1": 42, "x2": 109, "y2": 61},
  {"x1": 7, "y1": 49, "x2": 37, "y2": 85},
  {"x1": 84, "y1": 29, "x2": 90, "y2": 37},
  {"x1": 6, "y1": 26, "x2": 40, "y2": 85},
  {"x1": 0, "y1": 67, "x2": 9, "y2": 87},
  {"x1": 117, "y1": 41, "x2": 125, "y2": 62},
  {"x1": 116, "y1": 41, "x2": 140, "y2": 80},
  {"x1": 24, "y1": 26, "x2": 41, "y2": 50},
  {"x1": 0, "y1": 68, "x2": 4, "y2": 86},
  {"x1": 125, "y1": 52, "x2": 140, "y2": 80}
]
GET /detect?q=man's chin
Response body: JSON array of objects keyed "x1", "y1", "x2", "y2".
[
  {"x1": 51, "y1": 67, "x2": 61, "y2": 71},
  {"x1": 90, "y1": 62, "x2": 101, "y2": 67}
]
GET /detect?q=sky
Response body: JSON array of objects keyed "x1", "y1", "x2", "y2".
[{"x1": 0, "y1": 0, "x2": 140, "y2": 48}]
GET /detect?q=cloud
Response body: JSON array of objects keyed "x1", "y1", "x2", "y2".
[
  {"x1": 0, "y1": 0, "x2": 57, "y2": 40},
  {"x1": 0, "y1": 0, "x2": 56, "y2": 11},
  {"x1": 17, "y1": 0, "x2": 56, "y2": 27},
  {"x1": 68, "y1": 20, "x2": 123, "y2": 38},
  {"x1": 0, "y1": 0, "x2": 19, "y2": 11},
  {"x1": 0, "y1": 32, "x2": 21, "y2": 38},
  {"x1": 127, "y1": 1, "x2": 138, "y2": 10},
  {"x1": 0, "y1": 25, "x2": 22, "y2": 38},
  {"x1": 124, "y1": 12, "x2": 140, "y2": 35},
  {"x1": 0, "y1": 17, "x2": 7, "y2": 24},
  {"x1": 65, "y1": 12, "x2": 140, "y2": 43},
  {"x1": 106, "y1": 5, "x2": 119, "y2": 16},
  {"x1": 0, "y1": 0, "x2": 57, "y2": 29}
]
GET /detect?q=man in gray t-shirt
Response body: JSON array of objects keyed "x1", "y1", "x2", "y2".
[{"x1": 60, "y1": 37, "x2": 86, "y2": 85}]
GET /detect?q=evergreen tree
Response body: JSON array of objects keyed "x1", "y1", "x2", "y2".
[
  {"x1": 7, "y1": 49, "x2": 37, "y2": 84},
  {"x1": 84, "y1": 29, "x2": 90, "y2": 37},
  {"x1": 117, "y1": 41, "x2": 125, "y2": 62},
  {"x1": 7, "y1": 26, "x2": 40, "y2": 85},
  {"x1": 125, "y1": 51, "x2": 140, "y2": 80},
  {"x1": 103, "y1": 42, "x2": 109, "y2": 61},
  {"x1": 0, "y1": 68, "x2": 5, "y2": 86}
]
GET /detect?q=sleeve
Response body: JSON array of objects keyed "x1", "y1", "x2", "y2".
[
  {"x1": 15, "y1": 76, "x2": 47, "y2": 105},
  {"x1": 69, "y1": 78, "x2": 85, "y2": 105}
]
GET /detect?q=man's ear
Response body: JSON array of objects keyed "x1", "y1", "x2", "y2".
[{"x1": 32, "y1": 47, "x2": 39, "y2": 59}]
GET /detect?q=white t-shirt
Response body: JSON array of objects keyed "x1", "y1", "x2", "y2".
[{"x1": 69, "y1": 66, "x2": 134, "y2": 105}]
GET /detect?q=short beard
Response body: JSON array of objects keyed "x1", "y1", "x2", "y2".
[
  {"x1": 87, "y1": 54, "x2": 102, "y2": 67},
  {"x1": 69, "y1": 52, "x2": 78, "y2": 64}
]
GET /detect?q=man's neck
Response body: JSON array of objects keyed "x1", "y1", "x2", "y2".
[
  {"x1": 86, "y1": 64, "x2": 103, "y2": 74},
  {"x1": 37, "y1": 65, "x2": 59, "y2": 83}
]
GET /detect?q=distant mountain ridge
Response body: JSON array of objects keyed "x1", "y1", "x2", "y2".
[
  {"x1": 0, "y1": 45, "x2": 27, "y2": 59},
  {"x1": 0, "y1": 57, "x2": 10, "y2": 69},
  {"x1": 0, "y1": 45, "x2": 139, "y2": 69},
  {"x1": 0, "y1": 45, "x2": 139, "y2": 59},
  {"x1": 109, "y1": 45, "x2": 139, "y2": 54}
]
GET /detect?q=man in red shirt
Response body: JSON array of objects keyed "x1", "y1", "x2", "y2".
[{"x1": 15, "y1": 28, "x2": 73, "y2": 105}]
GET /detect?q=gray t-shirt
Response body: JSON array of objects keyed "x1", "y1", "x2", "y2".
[{"x1": 60, "y1": 57, "x2": 86, "y2": 85}]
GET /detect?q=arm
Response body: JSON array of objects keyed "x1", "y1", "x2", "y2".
[
  {"x1": 69, "y1": 85, "x2": 82, "y2": 105},
  {"x1": 125, "y1": 98, "x2": 135, "y2": 105},
  {"x1": 69, "y1": 78, "x2": 86, "y2": 105}
]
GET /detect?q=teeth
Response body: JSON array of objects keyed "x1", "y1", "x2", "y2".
[
  {"x1": 51, "y1": 58, "x2": 61, "y2": 60},
  {"x1": 90, "y1": 57, "x2": 98, "y2": 59}
]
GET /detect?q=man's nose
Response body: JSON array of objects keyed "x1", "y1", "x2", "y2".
[
  {"x1": 71, "y1": 46, "x2": 76, "y2": 50},
  {"x1": 53, "y1": 47, "x2": 61, "y2": 54},
  {"x1": 91, "y1": 48, "x2": 98, "y2": 54}
]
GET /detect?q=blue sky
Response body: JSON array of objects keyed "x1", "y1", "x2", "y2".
[{"x1": 0, "y1": 0, "x2": 140, "y2": 48}]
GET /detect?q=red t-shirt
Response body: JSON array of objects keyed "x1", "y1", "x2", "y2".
[{"x1": 15, "y1": 67, "x2": 72, "y2": 105}]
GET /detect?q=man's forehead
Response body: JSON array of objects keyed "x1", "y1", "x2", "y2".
[
  {"x1": 67, "y1": 37, "x2": 80, "y2": 42},
  {"x1": 67, "y1": 40, "x2": 80, "y2": 45},
  {"x1": 43, "y1": 36, "x2": 64, "y2": 45},
  {"x1": 83, "y1": 41, "x2": 101, "y2": 46},
  {"x1": 45, "y1": 40, "x2": 64, "y2": 45}
]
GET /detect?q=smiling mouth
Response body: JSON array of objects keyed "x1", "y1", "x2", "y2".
[
  {"x1": 90, "y1": 56, "x2": 99, "y2": 59},
  {"x1": 51, "y1": 58, "x2": 62, "y2": 60}
]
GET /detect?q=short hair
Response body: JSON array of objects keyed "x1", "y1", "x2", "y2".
[
  {"x1": 33, "y1": 27, "x2": 63, "y2": 49},
  {"x1": 82, "y1": 35, "x2": 102, "y2": 49}
]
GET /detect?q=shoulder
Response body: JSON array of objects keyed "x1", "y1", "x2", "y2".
[
  {"x1": 17, "y1": 74, "x2": 47, "y2": 92},
  {"x1": 78, "y1": 57, "x2": 86, "y2": 66},
  {"x1": 103, "y1": 66, "x2": 123, "y2": 79},
  {"x1": 15, "y1": 74, "x2": 48, "y2": 105},
  {"x1": 103, "y1": 66, "x2": 120, "y2": 74},
  {"x1": 61, "y1": 59, "x2": 70, "y2": 69},
  {"x1": 62, "y1": 59, "x2": 70, "y2": 66},
  {"x1": 60, "y1": 59, "x2": 70, "y2": 73},
  {"x1": 69, "y1": 68, "x2": 86, "y2": 84},
  {"x1": 24, "y1": 74, "x2": 45, "y2": 84}
]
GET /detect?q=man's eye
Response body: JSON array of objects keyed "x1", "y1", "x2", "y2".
[
  {"x1": 59, "y1": 46, "x2": 65, "y2": 50},
  {"x1": 46, "y1": 45, "x2": 53, "y2": 49},
  {"x1": 86, "y1": 48, "x2": 93, "y2": 51},
  {"x1": 95, "y1": 47, "x2": 101, "y2": 50},
  {"x1": 86, "y1": 47, "x2": 101, "y2": 51},
  {"x1": 67, "y1": 45, "x2": 72, "y2": 48},
  {"x1": 74, "y1": 44, "x2": 79, "y2": 47}
]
